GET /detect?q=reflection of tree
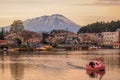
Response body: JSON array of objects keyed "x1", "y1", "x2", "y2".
[
  {"x1": 1, "y1": 52, "x2": 9, "y2": 73},
  {"x1": 10, "y1": 52, "x2": 25, "y2": 80},
  {"x1": 10, "y1": 63, "x2": 24, "y2": 80},
  {"x1": 0, "y1": 52, "x2": 9, "y2": 79},
  {"x1": 0, "y1": 53, "x2": 5, "y2": 79}
]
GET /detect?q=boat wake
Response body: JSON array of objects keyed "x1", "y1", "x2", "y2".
[
  {"x1": 67, "y1": 62, "x2": 86, "y2": 70},
  {"x1": 35, "y1": 63, "x2": 63, "y2": 70}
]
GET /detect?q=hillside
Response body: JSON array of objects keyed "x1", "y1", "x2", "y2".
[{"x1": 78, "y1": 20, "x2": 120, "y2": 33}]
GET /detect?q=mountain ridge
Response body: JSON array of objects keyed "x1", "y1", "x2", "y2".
[{"x1": 1, "y1": 14, "x2": 81, "y2": 33}]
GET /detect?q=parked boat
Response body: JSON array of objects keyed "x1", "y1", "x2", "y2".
[
  {"x1": 34, "y1": 45, "x2": 53, "y2": 51},
  {"x1": 34, "y1": 47, "x2": 47, "y2": 51},
  {"x1": 43, "y1": 46, "x2": 53, "y2": 49},
  {"x1": 86, "y1": 57, "x2": 105, "y2": 71}
]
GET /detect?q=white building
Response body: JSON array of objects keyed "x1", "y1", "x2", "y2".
[{"x1": 102, "y1": 31, "x2": 119, "y2": 46}]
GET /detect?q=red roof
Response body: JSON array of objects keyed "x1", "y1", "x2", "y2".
[
  {"x1": 113, "y1": 42, "x2": 120, "y2": 46},
  {"x1": 0, "y1": 40, "x2": 8, "y2": 43}
]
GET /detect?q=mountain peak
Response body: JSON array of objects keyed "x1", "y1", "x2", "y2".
[
  {"x1": 23, "y1": 14, "x2": 81, "y2": 33},
  {"x1": 51, "y1": 14, "x2": 64, "y2": 17}
]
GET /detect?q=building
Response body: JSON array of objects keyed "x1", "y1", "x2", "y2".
[
  {"x1": 78, "y1": 33, "x2": 103, "y2": 45},
  {"x1": 0, "y1": 40, "x2": 8, "y2": 49},
  {"x1": 0, "y1": 40, "x2": 8, "y2": 45},
  {"x1": 5, "y1": 31, "x2": 42, "y2": 45},
  {"x1": 102, "y1": 29, "x2": 120, "y2": 48},
  {"x1": 49, "y1": 30, "x2": 80, "y2": 44},
  {"x1": 112, "y1": 29, "x2": 120, "y2": 48},
  {"x1": 65, "y1": 33, "x2": 80, "y2": 44}
]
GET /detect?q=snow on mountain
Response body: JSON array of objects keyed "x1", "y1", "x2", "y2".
[
  {"x1": 23, "y1": 14, "x2": 80, "y2": 33},
  {"x1": 1, "y1": 14, "x2": 81, "y2": 33}
]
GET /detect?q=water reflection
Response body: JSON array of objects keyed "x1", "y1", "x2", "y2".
[
  {"x1": 86, "y1": 70, "x2": 105, "y2": 80},
  {"x1": 0, "y1": 49, "x2": 119, "y2": 80},
  {"x1": 0, "y1": 52, "x2": 8, "y2": 61},
  {"x1": 10, "y1": 63, "x2": 24, "y2": 80}
]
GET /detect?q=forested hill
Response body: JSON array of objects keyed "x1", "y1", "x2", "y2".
[{"x1": 78, "y1": 20, "x2": 120, "y2": 33}]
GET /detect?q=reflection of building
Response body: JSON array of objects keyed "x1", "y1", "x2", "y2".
[{"x1": 10, "y1": 63, "x2": 24, "y2": 80}]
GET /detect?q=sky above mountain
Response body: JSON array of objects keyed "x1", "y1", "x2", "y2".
[{"x1": 0, "y1": 0, "x2": 120, "y2": 26}]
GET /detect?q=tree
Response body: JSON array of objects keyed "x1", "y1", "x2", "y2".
[
  {"x1": 10, "y1": 20, "x2": 24, "y2": 33},
  {"x1": 77, "y1": 20, "x2": 120, "y2": 34},
  {"x1": 15, "y1": 38, "x2": 22, "y2": 46},
  {"x1": 0, "y1": 28, "x2": 5, "y2": 40},
  {"x1": 5, "y1": 30, "x2": 9, "y2": 36}
]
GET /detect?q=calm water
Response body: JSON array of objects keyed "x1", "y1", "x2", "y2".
[{"x1": 0, "y1": 49, "x2": 120, "y2": 80}]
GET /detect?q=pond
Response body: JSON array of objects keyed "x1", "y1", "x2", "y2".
[{"x1": 0, "y1": 49, "x2": 120, "y2": 80}]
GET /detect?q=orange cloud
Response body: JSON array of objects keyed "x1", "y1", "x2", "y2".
[{"x1": 73, "y1": 0, "x2": 120, "y2": 6}]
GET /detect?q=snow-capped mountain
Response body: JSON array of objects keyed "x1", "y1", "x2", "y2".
[{"x1": 2, "y1": 14, "x2": 81, "y2": 33}]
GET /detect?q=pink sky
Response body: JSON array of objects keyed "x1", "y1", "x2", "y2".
[{"x1": 0, "y1": 0, "x2": 120, "y2": 26}]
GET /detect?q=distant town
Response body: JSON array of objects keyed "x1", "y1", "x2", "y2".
[{"x1": 0, "y1": 20, "x2": 120, "y2": 52}]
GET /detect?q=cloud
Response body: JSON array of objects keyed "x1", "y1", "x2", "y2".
[
  {"x1": 97, "y1": 0, "x2": 120, "y2": 6},
  {"x1": 99, "y1": 0, "x2": 120, "y2": 2},
  {"x1": 74, "y1": 0, "x2": 120, "y2": 6},
  {"x1": 96, "y1": 0, "x2": 120, "y2": 6}
]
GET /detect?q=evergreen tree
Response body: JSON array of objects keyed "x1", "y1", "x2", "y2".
[
  {"x1": 15, "y1": 38, "x2": 22, "y2": 46},
  {"x1": 5, "y1": 30, "x2": 9, "y2": 36},
  {"x1": 78, "y1": 20, "x2": 120, "y2": 33},
  {"x1": 0, "y1": 28, "x2": 5, "y2": 40}
]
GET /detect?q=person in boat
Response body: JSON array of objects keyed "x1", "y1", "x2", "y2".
[
  {"x1": 89, "y1": 57, "x2": 103, "y2": 68},
  {"x1": 97, "y1": 57, "x2": 103, "y2": 64},
  {"x1": 89, "y1": 62, "x2": 95, "y2": 68},
  {"x1": 86, "y1": 56, "x2": 105, "y2": 72}
]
